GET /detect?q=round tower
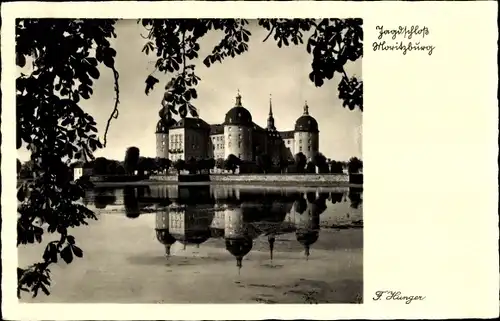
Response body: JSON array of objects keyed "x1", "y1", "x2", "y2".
[
  {"x1": 155, "y1": 108, "x2": 176, "y2": 159},
  {"x1": 293, "y1": 101, "x2": 319, "y2": 161},
  {"x1": 155, "y1": 210, "x2": 177, "y2": 258},
  {"x1": 224, "y1": 207, "x2": 254, "y2": 272},
  {"x1": 293, "y1": 193, "x2": 321, "y2": 260},
  {"x1": 223, "y1": 90, "x2": 253, "y2": 161}
]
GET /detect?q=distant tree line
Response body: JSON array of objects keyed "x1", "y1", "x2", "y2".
[
  {"x1": 18, "y1": 146, "x2": 362, "y2": 180},
  {"x1": 18, "y1": 148, "x2": 363, "y2": 180}
]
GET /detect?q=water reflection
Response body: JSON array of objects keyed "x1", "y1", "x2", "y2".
[{"x1": 85, "y1": 184, "x2": 362, "y2": 273}]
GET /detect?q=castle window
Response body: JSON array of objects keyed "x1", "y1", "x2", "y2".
[
  {"x1": 239, "y1": 154, "x2": 241, "y2": 158},
  {"x1": 239, "y1": 127, "x2": 242, "y2": 131},
  {"x1": 299, "y1": 146, "x2": 303, "y2": 152},
  {"x1": 238, "y1": 134, "x2": 242, "y2": 140},
  {"x1": 308, "y1": 146, "x2": 311, "y2": 151},
  {"x1": 213, "y1": 145, "x2": 215, "y2": 150},
  {"x1": 228, "y1": 134, "x2": 232, "y2": 139},
  {"x1": 228, "y1": 142, "x2": 232, "y2": 147},
  {"x1": 238, "y1": 141, "x2": 241, "y2": 148}
]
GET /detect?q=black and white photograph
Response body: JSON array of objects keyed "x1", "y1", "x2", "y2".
[{"x1": 14, "y1": 18, "x2": 364, "y2": 304}]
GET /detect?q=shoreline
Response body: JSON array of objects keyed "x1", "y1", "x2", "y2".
[{"x1": 91, "y1": 180, "x2": 363, "y2": 189}]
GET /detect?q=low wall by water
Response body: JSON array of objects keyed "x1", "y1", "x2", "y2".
[
  {"x1": 210, "y1": 173, "x2": 350, "y2": 183},
  {"x1": 89, "y1": 175, "x2": 147, "y2": 183},
  {"x1": 149, "y1": 173, "x2": 351, "y2": 184},
  {"x1": 150, "y1": 175, "x2": 179, "y2": 182}
]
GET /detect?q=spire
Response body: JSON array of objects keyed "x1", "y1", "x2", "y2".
[
  {"x1": 236, "y1": 256, "x2": 243, "y2": 275},
  {"x1": 267, "y1": 94, "x2": 276, "y2": 130},
  {"x1": 303, "y1": 101, "x2": 309, "y2": 115},
  {"x1": 269, "y1": 94, "x2": 273, "y2": 116},
  {"x1": 235, "y1": 89, "x2": 242, "y2": 107},
  {"x1": 268, "y1": 235, "x2": 275, "y2": 261}
]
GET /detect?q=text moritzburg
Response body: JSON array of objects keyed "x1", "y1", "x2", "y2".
[{"x1": 373, "y1": 25, "x2": 436, "y2": 56}]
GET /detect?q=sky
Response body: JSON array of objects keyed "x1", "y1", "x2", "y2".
[{"x1": 18, "y1": 19, "x2": 362, "y2": 162}]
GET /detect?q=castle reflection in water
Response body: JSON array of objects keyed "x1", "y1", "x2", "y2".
[{"x1": 86, "y1": 184, "x2": 363, "y2": 272}]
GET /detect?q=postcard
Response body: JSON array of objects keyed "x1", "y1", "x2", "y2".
[{"x1": 1, "y1": 1, "x2": 498, "y2": 320}]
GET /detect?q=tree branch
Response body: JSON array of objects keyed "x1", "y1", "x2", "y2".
[
  {"x1": 103, "y1": 66, "x2": 120, "y2": 147},
  {"x1": 263, "y1": 24, "x2": 275, "y2": 42}
]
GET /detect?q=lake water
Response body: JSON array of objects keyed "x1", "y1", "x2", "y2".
[{"x1": 18, "y1": 184, "x2": 363, "y2": 304}]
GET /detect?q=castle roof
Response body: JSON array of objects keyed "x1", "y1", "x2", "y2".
[
  {"x1": 172, "y1": 229, "x2": 211, "y2": 245},
  {"x1": 171, "y1": 117, "x2": 211, "y2": 131},
  {"x1": 279, "y1": 130, "x2": 294, "y2": 139},
  {"x1": 210, "y1": 124, "x2": 224, "y2": 135},
  {"x1": 252, "y1": 122, "x2": 265, "y2": 132}
]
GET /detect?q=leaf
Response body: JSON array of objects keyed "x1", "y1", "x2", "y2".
[
  {"x1": 145, "y1": 75, "x2": 159, "y2": 95},
  {"x1": 60, "y1": 245, "x2": 74, "y2": 264},
  {"x1": 188, "y1": 103, "x2": 199, "y2": 118},
  {"x1": 87, "y1": 66, "x2": 100, "y2": 79},
  {"x1": 103, "y1": 57, "x2": 114, "y2": 68},
  {"x1": 202, "y1": 57, "x2": 210, "y2": 68},
  {"x1": 67, "y1": 235, "x2": 75, "y2": 245},
  {"x1": 17, "y1": 185, "x2": 27, "y2": 202},
  {"x1": 189, "y1": 88, "x2": 198, "y2": 99},
  {"x1": 16, "y1": 52, "x2": 26, "y2": 67},
  {"x1": 179, "y1": 104, "x2": 187, "y2": 118},
  {"x1": 72, "y1": 245, "x2": 83, "y2": 258},
  {"x1": 40, "y1": 283, "x2": 50, "y2": 296},
  {"x1": 87, "y1": 57, "x2": 98, "y2": 66}
]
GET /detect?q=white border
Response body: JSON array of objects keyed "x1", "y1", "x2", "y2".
[{"x1": 2, "y1": 1, "x2": 499, "y2": 320}]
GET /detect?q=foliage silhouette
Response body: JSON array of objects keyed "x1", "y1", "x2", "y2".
[
  {"x1": 224, "y1": 154, "x2": 242, "y2": 174},
  {"x1": 16, "y1": 18, "x2": 362, "y2": 298},
  {"x1": 124, "y1": 146, "x2": 140, "y2": 175},
  {"x1": 347, "y1": 156, "x2": 363, "y2": 174},
  {"x1": 173, "y1": 159, "x2": 186, "y2": 173},
  {"x1": 294, "y1": 152, "x2": 307, "y2": 173}
]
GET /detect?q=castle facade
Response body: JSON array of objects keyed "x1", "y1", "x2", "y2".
[{"x1": 155, "y1": 91, "x2": 320, "y2": 163}]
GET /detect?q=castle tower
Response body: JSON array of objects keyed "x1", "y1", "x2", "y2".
[
  {"x1": 223, "y1": 90, "x2": 254, "y2": 161},
  {"x1": 155, "y1": 108, "x2": 176, "y2": 159},
  {"x1": 155, "y1": 209, "x2": 177, "y2": 258},
  {"x1": 267, "y1": 94, "x2": 276, "y2": 131},
  {"x1": 294, "y1": 193, "x2": 321, "y2": 260},
  {"x1": 293, "y1": 101, "x2": 319, "y2": 161},
  {"x1": 224, "y1": 207, "x2": 253, "y2": 273}
]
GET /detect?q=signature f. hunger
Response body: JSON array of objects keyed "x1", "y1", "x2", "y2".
[{"x1": 373, "y1": 291, "x2": 426, "y2": 304}]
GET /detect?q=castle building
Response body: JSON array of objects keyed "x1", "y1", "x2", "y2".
[{"x1": 155, "y1": 91, "x2": 320, "y2": 163}]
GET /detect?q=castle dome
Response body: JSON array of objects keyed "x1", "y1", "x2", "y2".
[
  {"x1": 294, "y1": 101, "x2": 319, "y2": 133},
  {"x1": 224, "y1": 91, "x2": 253, "y2": 127},
  {"x1": 155, "y1": 229, "x2": 176, "y2": 245},
  {"x1": 296, "y1": 229, "x2": 319, "y2": 259},
  {"x1": 296, "y1": 229, "x2": 319, "y2": 246},
  {"x1": 225, "y1": 237, "x2": 253, "y2": 258}
]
